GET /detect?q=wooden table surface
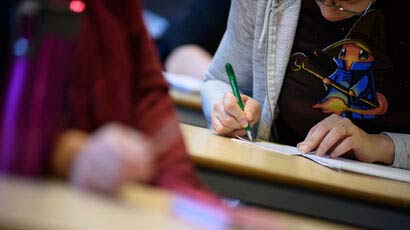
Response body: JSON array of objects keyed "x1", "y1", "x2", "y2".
[
  {"x1": 0, "y1": 175, "x2": 351, "y2": 229},
  {"x1": 170, "y1": 89, "x2": 202, "y2": 110},
  {"x1": 0, "y1": 176, "x2": 190, "y2": 230},
  {"x1": 180, "y1": 123, "x2": 410, "y2": 208}
]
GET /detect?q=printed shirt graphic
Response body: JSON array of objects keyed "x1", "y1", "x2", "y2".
[
  {"x1": 275, "y1": 1, "x2": 410, "y2": 146},
  {"x1": 315, "y1": 58, "x2": 383, "y2": 118}
]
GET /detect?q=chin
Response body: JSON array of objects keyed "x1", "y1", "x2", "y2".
[{"x1": 322, "y1": 15, "x2": 351, "y2": 22}]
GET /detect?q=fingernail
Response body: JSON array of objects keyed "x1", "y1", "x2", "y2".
[{"x1": 298, "y1": 144, "x2": 306, "y2": 153}]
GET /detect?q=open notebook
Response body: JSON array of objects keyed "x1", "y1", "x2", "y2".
[{"x1": 232, "y1": 137, "x2": 410, "y2": 183}]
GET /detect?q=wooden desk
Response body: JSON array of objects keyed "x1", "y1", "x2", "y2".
[
  {"x1": 122, "y1": 185, "x2": 352, "y2": 230},
  {"x1": 170, "y1": 89, "x2": 202, "y2": 110},
  {"x1": 0, "y1": 176, "x2": 350, "y2": 229},
  {"x1": 0, "y1": 176, "x2": 190, "y2": 229},
  {"x1": 180, "y1": 124, "x2": 410, "y2": 229},
  {"x1": 170, "y1": 89, "x2": 207, "y2": 127}
]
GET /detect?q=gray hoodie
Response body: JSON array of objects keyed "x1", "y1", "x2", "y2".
[{"x1": 201, "y1": 0, "x2": 409, "y2": 169}]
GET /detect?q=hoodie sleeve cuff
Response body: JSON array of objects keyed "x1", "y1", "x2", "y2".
[{"x1": 382, "y1": 132, "x2": 410, "y2": 170}]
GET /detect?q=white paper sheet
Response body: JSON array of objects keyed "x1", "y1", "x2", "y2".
[
  {"x1": 232, "y1": 138, "x2": 410, "y2": 183},
  {"x1": 303, "y1": 154, "x2": 410, "y2": 182},
  {"x1": 163, "y1": 72, "x2": 202, "y2": 93},
  {"x1": 232, "y1": 138, "x2": 300, "y2": 156}
]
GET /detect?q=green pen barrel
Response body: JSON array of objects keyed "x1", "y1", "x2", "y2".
[
  {"x1": 225, "y1": 63, "x2": 252, "y2": 134},
  {"x1": 225, "y1": 63, "x2": 245, "y2": 110}
]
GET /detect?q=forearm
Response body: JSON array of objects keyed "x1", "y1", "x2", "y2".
[
  {"x1": 201, "y1": 1, "x2": 256, "y2": 126},
  {"x1": 51, "y1": 130, "x2": 89, "y2": 178}
]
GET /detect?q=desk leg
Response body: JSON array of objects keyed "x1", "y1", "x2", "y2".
[{"x1": 198, "y1": 168, "x2": 410, "y2": 229}]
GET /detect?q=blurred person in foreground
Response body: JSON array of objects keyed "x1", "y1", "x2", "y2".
[{"x1": 0, "y1": 0, "x2": 217, "y2": 200}]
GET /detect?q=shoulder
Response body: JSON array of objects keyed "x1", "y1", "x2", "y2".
[
  {"x1": 226, "y1": 0, "x2": 261, "y2": 38},
  {"x1": 230, "y1": 0, "x2": 259, "y2": 19}
]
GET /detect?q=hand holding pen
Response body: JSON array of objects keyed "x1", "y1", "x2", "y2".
[{"x1": 210, "y1": 63, "x2": 261, "y2": 141}]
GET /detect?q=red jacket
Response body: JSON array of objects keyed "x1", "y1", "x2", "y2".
[{"x1": 0, "y1": 0, "x2": 215, "y2": 200}]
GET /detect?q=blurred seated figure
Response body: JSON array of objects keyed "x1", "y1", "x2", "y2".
[
  {"x1": 155, "y1": 0, "x2": 231, "y2": 79},
  {"x1": 0, "y1": 0, "x2": 216, "y2": 201}
]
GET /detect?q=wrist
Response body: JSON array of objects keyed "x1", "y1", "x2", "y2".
[
  {"x1": 51, "y1": 129, "x2": 89, "y2": 178},
  {"x1": 371, "y1": 134, "x2": 394, "y2": 165}
]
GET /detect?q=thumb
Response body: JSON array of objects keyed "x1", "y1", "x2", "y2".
[{"x1": 243, "y1": 97, "x2": 260, "y2": 124}]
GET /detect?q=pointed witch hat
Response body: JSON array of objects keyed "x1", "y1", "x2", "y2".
[{"x1": 322, "y1": 9, "x2": 392, "y2": 69}]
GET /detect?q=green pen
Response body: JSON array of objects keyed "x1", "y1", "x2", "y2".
[{"x1": 225, "y1": 63, "x2": 253, "y2": 142}]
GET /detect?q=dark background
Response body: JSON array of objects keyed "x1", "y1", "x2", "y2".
[{"x1": 142, "y1": 0, "x2": 189, "y2": 20}]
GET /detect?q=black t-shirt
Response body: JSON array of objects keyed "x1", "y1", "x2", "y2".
[{"x1": 275, "y1": 1, "x2": 410, "y2": 146}]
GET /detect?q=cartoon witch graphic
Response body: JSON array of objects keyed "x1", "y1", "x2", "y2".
[{"x1": 291, "y1": 10, "x2": 391, "y2": 119}]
